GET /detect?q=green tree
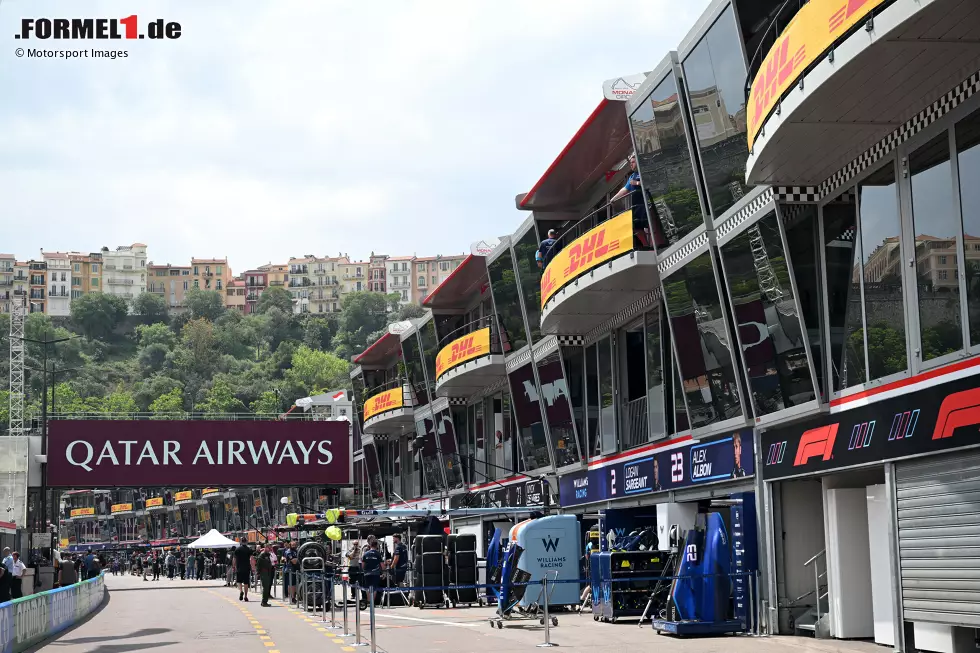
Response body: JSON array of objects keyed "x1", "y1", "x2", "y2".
[
  {"x1": 302, "y1": 316, "x2": 337, "y2": 351},
  {"x1": 135, "y1": 322, "x2": 177, "y2": 350},
  {"x1": 195, "y1": 379, "x2": 247, "y2": 414},
  {"x1": 103, "y1": 386, "x2": 138, "y2": 414},
  {"x1": 391, "y1": 302, "x2": 425, "y2": 322},
  {"x1": 254, "y1": 286, "x2": 294, "y2": 315},
  {"x1": 149, "y1": 387, "x2": 185, "y2": 418},
  {"x1": 133, "y1": 376, "x2": 183, "y2": 411},
  {"x1": 177, "y1": 318, "x2": 219, "y2": 377},
  {"x1": 70, "y1": 292, "x2": 129, "y2": 340},
  {"x1": 285, "y1": 345, "x2": 350, "y2": 395},
  {"x1": 138, "y1": 343, "x2": 170, "y2": 374},
  {"x1": 333, "y1": 292, "x2": 397, "y2": 360},
  {"x1": 250, "y1": 390, "x2": 281, "y2": 415},
  {"x1": 131, "y1": 291, "x2": 169, "y2": 325},
  {"x1": 0, "y1": 389, "x2": 8, "y2": 434},
  {"x1": 183, "y1": 288, "x2": 225, "y2": 322}
]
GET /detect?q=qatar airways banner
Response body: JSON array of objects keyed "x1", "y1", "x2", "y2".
[{"x1": 47, "y1": 420, "x2": 352, "y2": 488}]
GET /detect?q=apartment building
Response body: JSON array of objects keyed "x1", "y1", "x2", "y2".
[
  {"x1": 69, "y1": 253, "x2": 103, "y2": 300},
  {"x1": 242, "y1": 269, "x2": 267, "y2": 314},
  {"x1": 147, "y1": 263, "x2": 192, "y2": 310},
  {"x1": 190, "y1": 258, "x2": 231, "y2": 293},
  {"x1": 258, "y1": 263, "x2": 289, "y2": 290},
  {"x1": 0, "y1": 254, "x2": 13, "y2": 314},
  {"x1": 412, "y1": 254, "x2": 465, "y2": 303},
  {"x1": 368, "y1": 254, "x2": 387, "y2": 294},
  {"x1": 386, "y1": 256, "x2": 414, "y2": 305},
  {"x1": 12, "y1": 262, "x2": 28, "y2": 308},
  {"x1": 289, "y1": 255, "x2": 345, "y2": 315},
  {"x1": 101, "y1": 243, "x2": 148, "y2": 306},
  {"x1": 226, "y1": 278, "x2": 247, "y2": 313},
  {"x1": 27, "y1": 260, "x2": 46, "y2": 313},
  {"x1": 42, "y1": 251, "x2": 72, "y2": 317}
]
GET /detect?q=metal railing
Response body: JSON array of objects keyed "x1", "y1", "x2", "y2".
[
  {"x1": 621, "y1": 396, "x2": 649, "y2": 450},
  {"x1": 108, "y1": 278, "x2": 134, "y2": 285},
  {"x1": 48, "y1": 411, "x2": 313, "y2": 421}
]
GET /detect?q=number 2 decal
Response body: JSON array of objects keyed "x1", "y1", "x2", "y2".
[{"x1": 609, "y1": 469, "x2": 617, "y2": 496}]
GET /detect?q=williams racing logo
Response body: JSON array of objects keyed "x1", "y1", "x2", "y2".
[
  {"x1": 541, "y1": 536, "x2": 560, "y2": 553},
  {"x1": 16, "y1": 16, "x2": 182, "y2": 40}
]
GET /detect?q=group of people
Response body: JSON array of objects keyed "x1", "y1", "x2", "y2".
[
  {"x1": 0, "y1": 549, "x2": 27, "y2": 601},
  {"x1": 133, "y1": 549, "x2": 225, "y2": 581}
]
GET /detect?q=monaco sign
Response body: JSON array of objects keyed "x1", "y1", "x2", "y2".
[{"x1": 47, "y1": 420, "x2": 352, "y2": 487}]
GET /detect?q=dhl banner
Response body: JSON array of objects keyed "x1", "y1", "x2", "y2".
[
  {"x1": 747, "y1": 0, "x2": 887, "y2": 149},
  {"x1": 363, "y1": 388, "x2": 403, "y2": 421},
  {"x1": 436, "y1": 327, "x2": 491, "y2": 379},
  {"x1": 145, "y1": 497, "x2": 164, "y2": 508},
  {"x1": 202, "y1": 487, "x2": 221, "y2": 496},
  {"x1": 175, "y1": 490, "x2": 193, "y2": 503},
  {"x1": 541, "y1": 210, "x2": 633, "y2": 308},
  {"x1": 70, "y1": 507, "x2": 95, "y2": 518},
  {"x1": 111, "y1": 503, "x2": 133, "y2": 514}
]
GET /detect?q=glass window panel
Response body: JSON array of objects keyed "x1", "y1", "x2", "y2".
[
  {"x1": 682, "y1": 7, "x2": 751, "y2": 218},
  {"x1": 436, "y1": 410, "x2": 464, "y2": 490},
  {"x1": 417, "y1": 417, "x2": 445, "y2": 494},
  {"x1": 419, "y1": 319, "x2": 440, "y2": 396},
  {"x1": 955, "y1": 107, "x2": 980, "y2": 346},
  {"x1": 488, "y1": 248, "x2": 528, "y2": 352},
  {"x1": 562, "y1": 346, "x2": 587, "y2": 451},
  {"x1": 535, "y1": 351, "x2": 581, "y2": 467},
  {"x1": 722, "y1": 210, "x2": 816, "y2": 415},
  {"x1": 858, "y1": 163, "x2": 909, "y2": 378},
  {"x1": 597, "y1": 335, "x2": 616, "y2": 454},
  {"x1": 453, "y1": 405, "x2": 471, "y2": 484},
  {"x1": 620, "y1": 320, "x2": 649, "y2": 449},
  {"x1": 823, "y1": 193, "x2": 865, "y2": 390},
  {"x1": 513, "y1": 229, "x2": 543, "y2": 344},
  {"x1": 585, "y1": 343, "x2": 600, "y2": 458},
  {"x1": 508, "y1": 362, "x2": 551, "y2": 471},
  {"x1": 783, "y1": 205, "x2": 826, "y2": 399},
  {"x1": 364, "y1": 441, "x2": 384, "y2": 502},
  {"x1": 498, "y1": 392, "x2": 514, "y2": 476},
  {"x1": 663, "y1": 251, "x2": 743, "y2": 428},
  {"x1": 910, "y1": 133, "x2": 963, "y2": 361},
  {"x1": 475, "y1": 400, "x2": 486, "y2": 481},
  {"x1": 402, "y1": 333, "x2": 428, "y2": 407},
  {"x1": 630, "y1": 73, "x2": 707, "y2": 248},
  {"x1": 646, "y1": 305, "x2": 667, "y2": 441},
  {"x1": 667, "y1": 327, "x2": 690, "y2": 435}
]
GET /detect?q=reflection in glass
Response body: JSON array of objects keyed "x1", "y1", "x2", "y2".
[
  {"x1": 436, "y1": 410, "x2": 464, "y2": 490},
  {"x1": 497, "y1": 392, "x2": 514, "y2": 476},
  {"x1": 823, "y1": 193, "x2": 864, "y2": 390},
  {"x1": 682, "y1": 7, "x2": 751, "y2": 217},
  {"x1": 535, "y1": 352, "x2": 580, "y2": 467},
  {"x1": 670, "y1": 349, "x2": 690, "y2": 434},
  {"x1": 645, "y1": 308, "x2": 666, "y2": 441},
  {"x1": 663, "y1": 251, "x2": 742, "y2": 428},
  {"x1": 562, "y1": 346, "x2": 587, "y2": 452},
  {"x1": 454, "y1": 405, "x2": 471, "y2": 484},
  {"x1": 956, "y1": 107, "x2": 980, "y2": 346},
  {"x1": 597, "y1": 335, "x2": 616, "y2": 454},
  {"x1": 783, "y1": 205, "x2": 825, "y2": 399},
  {"x1": 911, "y1": 133, "x2": 963, "y2": 360},
  {"x1": 859, "y1": 163, "x2": 909, "y2": 377},
  {"x1": 488, "y1": 248, "x2": 528, "y2": 352},
  {"x1": 417, "y1": 417, "x2": 445, "y2": 494},
  {"x1": 513, "y1": 228, "x2": 543, "y2": 345},
  {"x1": 630, "y1": 74, "x2": 706, "y2": 248},
  {"x1": 363, "y1": 441, "x2": 384, "y2": 502},
  {"x1": 585, "y1": 342, "x2": 600, "y2": 457},
  {"x1": 419, "y1": 319, "x2": 441, "y2": 396},
  {"x1": 507, "y1": 362, "x2": 551, "y2": 471},
  {"x1": 721, "y1": 210, "x2": 815, "y2": 415},
  {"x1": 620, "y1": 319, "x2": 649, "y2": 449},
  {"x1": 402, "y1": 332, "x2": 429, "y2": 407}
]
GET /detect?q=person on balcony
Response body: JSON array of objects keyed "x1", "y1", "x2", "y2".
[
  {"x1": 536, "y1": 229, "x2": 559, "y2": 269},
  {"x1": 611, "y1": 153, "x2": 657, "y2": 249}
]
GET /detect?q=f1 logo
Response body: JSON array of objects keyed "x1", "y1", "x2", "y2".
[
  {"x1": 794, "y1": 424, "x2": 839, "y2": 467},
  {"x1": 933, "y1": 387, "x2": 980, "y2": 440},
  {"x1": 671, "y1": 452, "x2": 683, "y2": 482},
  {"x1": 542, "y1": 536, "x2": 560, "y2": 553}
]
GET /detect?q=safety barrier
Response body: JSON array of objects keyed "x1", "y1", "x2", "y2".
[
  {"x1": 290, "y1": 572, "x2": 761, "y2": 650},
  {"x1": 0, "y1": 573, "x2": 106, "y2": 653}
]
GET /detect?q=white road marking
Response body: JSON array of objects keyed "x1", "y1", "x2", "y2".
[{"x1": 370, "y1": 613, "x2": 479, "y2": 627}]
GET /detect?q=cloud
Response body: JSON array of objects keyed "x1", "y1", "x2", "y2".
[{"x1": 0, "y1": 0, "x2": 710, "y2": 267}]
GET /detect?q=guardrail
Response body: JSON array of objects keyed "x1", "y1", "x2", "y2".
[{"x1": 0, "y1": 572, "x2": 105, "y2": 652}]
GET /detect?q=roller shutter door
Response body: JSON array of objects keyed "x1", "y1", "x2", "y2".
[{"x1": 896, "y1": 449, "x2": 980, "y2": 626}]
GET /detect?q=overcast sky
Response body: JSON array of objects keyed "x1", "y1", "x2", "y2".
[{"x1": 0, "y1": 1, "x2": 709, "y2": 270}]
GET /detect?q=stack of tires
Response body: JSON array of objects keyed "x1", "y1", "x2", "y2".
[
  {"x1": 447, "y1": 534, "x2": 481, "y2": 606},
  {"x1": 412, "y1": 535, "x2": 446, "y2": 608}
]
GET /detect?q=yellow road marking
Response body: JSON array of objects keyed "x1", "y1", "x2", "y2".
[
  {"x1": 256, "y1": 629, "x2": 266, "y2": 634},
  {"x1": 317, "y1": 627, "x2": 328, "y2": 631},
  {"x1": 263, "y1": 643, "x2": 275, "y2": 648},
  {"x1": 342, "y1": 647, "x2": 355, "y2": 652},
  {"x1": 260, "y1": 635, "x2": 270, "y2": 640}
]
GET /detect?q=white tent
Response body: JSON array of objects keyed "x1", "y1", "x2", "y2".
[{"x1": 187, "y1": 529, "x2": 239, "y2": 549}]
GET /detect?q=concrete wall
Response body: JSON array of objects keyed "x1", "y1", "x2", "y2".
[{"x1": 0, "y1": 572, "x2": 105, "y2": 651}]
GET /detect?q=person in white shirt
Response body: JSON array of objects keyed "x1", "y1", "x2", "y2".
[
  {"x1": 10, "y1": 552, "x2": 26, "y2": 598},
  {"x1": 1, "y1": 548, "x2": 12, "y2": 575}
]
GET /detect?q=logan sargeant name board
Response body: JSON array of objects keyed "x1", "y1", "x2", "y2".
[{"x1": 47, "y1": 420, "x2": 352, "y2": 487}]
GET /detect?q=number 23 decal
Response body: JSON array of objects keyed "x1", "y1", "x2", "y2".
[{"x1": 671, "y1": 452, "x2": 683, "y2": 482}]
